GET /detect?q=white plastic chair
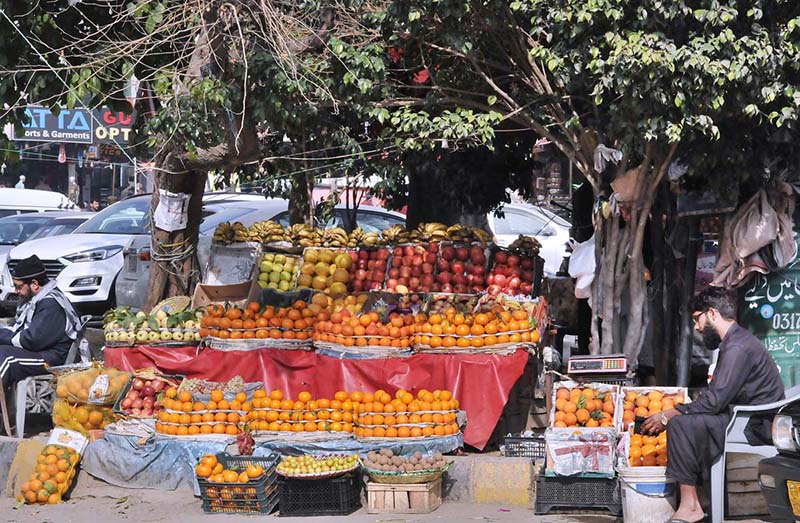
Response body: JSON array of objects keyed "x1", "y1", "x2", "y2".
[
  {"x1": 709, "y1": 384, "x2": 800, "y2": 523},
  {"x1": 3, "y1": 315, "x2": 92, "y2": 438}
]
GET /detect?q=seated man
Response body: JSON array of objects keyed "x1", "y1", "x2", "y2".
[
  {"x1": 0, "y1": 255, "x2": 81, "y2": 390},
  {"x1": 643, "y1": 288, "x2": 785, "y2": 523}
]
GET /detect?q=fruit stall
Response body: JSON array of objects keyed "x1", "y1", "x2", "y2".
[{"x1": 15, "y1": 221, "x2": 549, "y2": 515}]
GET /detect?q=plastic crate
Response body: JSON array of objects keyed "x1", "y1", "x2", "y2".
[
  {"x1": 278, "y1": 472, "x2": 362, "y2": 517},
  {"x1": 198, "y1": 453, "x2": 281, "y2": 514},
  {"x1": 534, "y1": 474, "x2": 621, "y2": 515},
  {"x1": 504, "y1": 432, "x2": 546, "y2": 460}
]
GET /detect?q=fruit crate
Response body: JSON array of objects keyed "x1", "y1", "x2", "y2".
[
  {"x1": 198, "y1": 453, "x2": 281, "y2": 515},
  {"x1": 504, "y1": 429, "x2": 546, "y2": 461},
  {"x1": 112, "y1": 373, "x2": 184, "y2": 419},
  {"x1": 366, "y1": 478, "x2": 442, "y2": 514},
  {"x1": 278, "y1": 472, "x2": 362, "y2": 517},
  {"x1": 534, "y1": 474, "x2": 621, "y2": 515}
]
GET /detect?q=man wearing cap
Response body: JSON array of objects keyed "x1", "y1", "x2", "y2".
[{"x1": 0, "y1": 255, "x2": 81, "y2": 389}]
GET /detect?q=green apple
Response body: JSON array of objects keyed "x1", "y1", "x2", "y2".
[
  {"x1": 269, "y1": 271, "x2": 281, "y2": 283},
  {"x1": 272, "y1": 263, "x2": 284, "y2": 274},
  {"x1": 259, "y1": 272, "x2": 270, "y2": 282},
  {"x1": 263, "y1": 253, "x2": 275, "y2": 262},
  {"x1": 268, "y1": 281, "x2": 279, "y2": 289},
  {"x1": 275, "y1": 254, "x2": 287, "y2": 264},
  {"x1": 278, "y1": 280, "x2": 290, "y2": 291},
  {"x1": 258, "y1": 280, "x2": 269, "y2": 289},
  {"x1": 260, "y1": 261, "x2": 273, "y2": 273},
  {"x1": 280, "y1": 270, "x2": 292, "y2": 282}
]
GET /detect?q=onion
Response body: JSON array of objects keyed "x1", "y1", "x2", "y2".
[
  {"x1": 141, "y1": 407, "x2": 153, "y2": 416},
  {"x1": 132, "y1": 378, "x2": 145, "y2": 391},
  {"x1": 126, "y1": 390, "x2": 139, "y2": 400},
  {"x1": 142, "y1": 386, "x2": 155, "y2": 398},
  {"x1": 142, "y1": 398, "x2": 154, "y2": 409},
  {"x1": 131, "y1": 408, "x2": 141, "y2": 416},
  {"x1": 151, "y1": 380, "x2": 166, "y2": 392},
  {"x1": 132, "y1": 399, "x2": 143, "y2": 409},
  {"x1": 145, "y1": 380, "x2": 152, "y2": 388},
  {"x1": 121, "y1": 398, "x2": 133, "y2": 409}
]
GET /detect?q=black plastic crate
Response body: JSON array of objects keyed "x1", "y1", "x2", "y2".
[
  {"x1": 534, "y1": 474, "x2": 621, "y2": 515},
  {"x1": 198, "y1": 453, "x2": 281, "y2": 514},
  {"x1": 278, "y1": 472, "x2": 362, "y2": 517},
  {"x1": 504, "y1": 432, "x2": 546, "y2": 460}
]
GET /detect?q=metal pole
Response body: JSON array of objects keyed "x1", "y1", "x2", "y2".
[{"x1": 677, "y1": 217, "x2": 700, "y2": 387}]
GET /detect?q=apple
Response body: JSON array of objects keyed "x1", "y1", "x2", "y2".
[
  {"x1": 404, "y1": 246, "x2": 415, "y2": 257},
  {"x1": 367, "y1": 260, "x2": 375, "y2": 270},
  {"x1": 411, "y1": 266, "x2": 422, "y2": 277},
  {"x1": 359, "y1": 250, "x2": 369, "y2": 260},
  {"x1": 422, "y1": 263, "x2": 434, "y2": 274},
  {"x1": 131, "y1": 408, "x2": 141, "y2": 416},
  {"x1": 508, "y1": 254, "x2": 521, "y2": 267},
  {"x1": 495, "y1": 251, "x2": 508, "y2": 264},
  {"x1": 427, "y1": 243, "x2": 439, "y2": 254},
  {"x1": 455, "y1": 247, "x2": 469, "y2": 261},
  {"x1": 522, "y1": 270, "x2": 533, "y2": 282},
  {"x1": 470, "y1": 264, "x2": 485, "y2": 276},
  {"x1": 421, "y1": 274, "x2": 435, "y2": 287},
  {"x1": 508, "y1": 276, "x2": 521, "y2": 289},
  {"x1": 356, "y1": 269, "x2": 367, "y2": 281},
  {"x1": 441, "y1": 283, "x2": 453, "y2": 293},
  {"x1": 402, "y1": 256, "x2": 412, "y2": 267},
  {"x1": 386, "y1": 278, "x2": 398, "y2": 290},
  {"x1": 412, "y1": 255, "x2": 423, "y2": 266},
  {"x1": 454, "y1": 284, "x2": 468, "y2": 294},
  {"x1": 352, "y1": 280, "x2": 365, "y2": 291},
  {"x1": 369, "y1": 281, "x2": 382, "y2": 290},
  {"x1": 391, "y1": 257, "x2": 402, "y2": 268},
  {"x1": 437, "y1": 259, "x2": 450, "y2": 272},
  {"x1": 487, "y1": 284, "x2": 502, "y2": 296},
  {"x1": 388, "y1": 268, "x2": 400, "y2": 279},
  {"x1": 400, "y1": 266, "x2": 412, "y2": 279},
  {"x1": 393, "y1": 247, "x2": 404, "y2": 257},
  {"x1": 349, "y1": 251, "x2": 359, "y2": 262},
  {"x1": 453, "y1": 273, "x2": 468, "y2": 286},
  {"x1": 520, "y1": 282, "x2": 533, "y2": 295},
  {"x1": 451, "y1": 261, "x2": 465, "y2": 274},
  {"x1": 494, "y1": 274, "x2": 507, "y2": 287},
  {"x1": 424, "y1": 253, "x2": 437, "y2": 264},
  {"x1": 141, "y1": 408, "x2": 153, "y2": 417},
  {"x1": 437, "y1": 272, "x2": 452, "y2": 284},
  {"x1": 494, "y1": 265, "x2": 508, "y2": 276},
  {"x1": 442, "y1": 246, "x2": 456, "y2": 260},
  {"x1": 357, "y1": 259, "x2": 368, "y2": 270},
  {"x1": 486, "y1": 274, "x2": 495, "y2": 285},
  {"x1": 377, "y1": 249, "x2": 390, "y2": 260},
  {"x1": 142, "y1": 385, "x2": 155, "y2": 397}
]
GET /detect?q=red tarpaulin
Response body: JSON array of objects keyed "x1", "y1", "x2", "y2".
[{"x1": 104, "y1": 346, "x2": 529, "y2": 450}]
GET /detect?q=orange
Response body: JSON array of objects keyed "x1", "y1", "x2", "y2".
[
  {"x1": 556, "y1": 388, "x2": 570, "y2": 400},
  {"x1": 563, "y1": 401, "x2": 577, "y2": 414},
  {"x1": 635, "y1": 407, "x2": 650, "y2": 418},
  {"x1": 564, "y1": 413, "x2": 578, "y2": 426},
  {"x1": 635, "y1": 396, "x2": 650, "y2": 408},
  {"x1": 575, "y1": 408, "x2": 590, "y2": 424},
  {"x1": 648, "y1": 390, "x2": 663, "y2": 402},
  {"x1": 211, "y1": 390, "x2": 224, "y2": 403}
]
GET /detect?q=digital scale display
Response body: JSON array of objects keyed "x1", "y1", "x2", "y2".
[{"x1": 567, "y1": 355, "x2": 627, "y2": 374}]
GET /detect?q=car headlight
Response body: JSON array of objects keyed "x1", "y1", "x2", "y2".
[
  {"x1": 772, "y1": 414, "x2": 798, "y2": 452},
  {"x1": 61, "y1": 246, "x2": 123, "y2": 263}
]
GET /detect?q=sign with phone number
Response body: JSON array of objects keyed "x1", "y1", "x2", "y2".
[{"x1": 740, "y1": 241, "x2": 800, "y2": 388}]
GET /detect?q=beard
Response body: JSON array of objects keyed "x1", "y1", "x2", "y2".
[{"x1": 701, "y1": 324, "x2": 722, "y2": 349}]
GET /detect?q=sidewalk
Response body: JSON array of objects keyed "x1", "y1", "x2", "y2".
[{"x1": 0, "y1": 477, "x2": 622, "y2": 523}]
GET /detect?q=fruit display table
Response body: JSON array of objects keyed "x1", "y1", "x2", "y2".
[{"x1": 103, "y1": 345, "x2": 530, "y2": 450}]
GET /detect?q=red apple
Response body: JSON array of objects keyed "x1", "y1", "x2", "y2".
[
  {"x1": 454, "y1": 273, "x2": 468, "y2": 286},
  {"x1": 487, "y1": 284, "x2": 502, "y2": 296},
  {"x1": 470, "y1": 264, "x2": 485, "y2": 276},
  {"x1": 412, "y1": 255, "x2": 423, "y2": 266},
  {"x1": 520, "y1": 282, "x2": 533, "y2": 295},
  {"x1": 437, "y1": 272, "x2": 452, "y2": 284},
  {"x1": 437, "y1": 259, "x2": 450, "y2": 272},
  {"x1": 422, "y1": 263, "x2": 434, "y2": 274},
  {"x1": 391, "y1": 257, "x2": 402, "y2": 268},
  {"x1": 357, "y1": 259, "x2": 368, "y2": 270},
  {"x1": 409, "y1": 277, "x2": 420, "y2": 289},
  {"x1": 386, "y1": 278, "x2": 398, "y2": 290},
  {"x1": 451, "y1": 261, "x2": 465, "y2": 274},
  {"x1": 359, "y1": 250, "x2": 369, "y2": 260},
  {"x1": 355, "y1": 269, "x2": 367, "y2": 281},
  {"x1": 377, "y1": 249, "x2": 390, "y2": 260},
  {"x1": 404, "y1": 245, "x2": 415, "y2": 257},
  {"x1": 421, "y1": 274, "x2": 435, "y2": 287},
  {"x1": 388, "y1": 268, "x2": 400, "y2": 279},
  {"x1": 367, "y1": 260, "x2": 375, "y2": 270},
  {"x1": 495, "y1": 251, "x2": 508, "y2": 264},
  {"x1": 352, "y1": 280, "x2": 364, "y2": 292},
  {"x1": 473, "y1": 275, "x2": 485, "y2": 287},
  {"x1": 441, "y1": 283, "x2": 453, "y2": 293},
  {"x1": 393, "y1": 247, "x2": 404, "y2": 257},
  {"x1": 402, "y1": 257, "x2": 412, "y2": 267},
  {"x1": 427, "y1": 243, "x2": 439, "y2": 253},
  {"x1": 494, "y1": 274, "x2": 507, "y2": 287},
  {"x1": 442, "y1": 246, "x2": 456, "y2": 260},
  {"x1": 455, "y1": 247, "x2": 469, "y2": 261},
  {"x1": 375, "y1": 260, "x2": 387, "y2": 272},
  {"x1": 486, "y1": 274, "x2": 495, "y2": 285},
  {"x1": 369, "y1": 282, "x2": 382, "y2": 290},
  {"x1": 522, "y1": 270, "x2": 533, "y2": 282},
  {"x1": 400, "y1": 266, "x2": 412, "y2": 279},
  {"x1": 454, "y1": 284, "x2": 468, "y2": 294},
  {"x1": 424, "y1": 253, "x2": 437, "y2": 264},
  {"x1": 508, "y1": 254, "x2": 521, "y2": 267},
  {"x1": 508, "y1": 276, "x2": 521, "y2": 289},
  {"x1": 349, "y1": 251, "x2": 359, "y2": 262}
]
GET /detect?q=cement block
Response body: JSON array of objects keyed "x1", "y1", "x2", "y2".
[
  {"x1": 0, "y1": 436, "x2": 20, "y2": 487},
  {"x1": 442, "y1": 455, "x2": 473, "y2": 503},
  {"x1": 470, "y1": 456, "x2": 533, "y2": 507}
]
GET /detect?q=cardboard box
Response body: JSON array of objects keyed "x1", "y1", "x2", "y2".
[
  {"x1": 191, "y1": 279, "x2": 261, "y2": 310},
  {"x1": 545, "y1": 427, "x2": 616, "y2": 478}
]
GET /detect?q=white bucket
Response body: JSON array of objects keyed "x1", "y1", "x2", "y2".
[{"x1": 619, "y1": 466, "x2": 678, "y2": 523}]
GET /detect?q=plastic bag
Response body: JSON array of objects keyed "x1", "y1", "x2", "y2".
[
  {"x1": 53, "y1": 400, "x2": 116, "y2": 435},
  {"x1": 55, "y1": 365, "x2": 130, "y2": 405},
  {"x1": 568, "y1": 236, "x2": 595, "y2": 299},
  {"x1": 17, "y1": 429, "x2": 86, "y2": 504},
  {"x1": 545, "y1": 427, "x2": 616, "y2": 477}
]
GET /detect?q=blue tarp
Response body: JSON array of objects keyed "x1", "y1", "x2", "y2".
[{"x1": 81, "y1": 432, "x2": 462, "y2": 493}]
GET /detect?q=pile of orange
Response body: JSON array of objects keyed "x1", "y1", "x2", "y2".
[
  {"x1": 195, "y1": 454, "x2": 265, "y2": 483},
  {"x1": 620, "y1": 390, "x2": 684, "y2": 426},
  {"x1": 155, "y1": 388, "x2": 249, "y2": 436},
  {"x1": 552, "y1": 386, "x2": 615, "y2": 428},
  {"x1": 412, "y1": 306, "x2": 539, "y2": 349},
  {"x1": 200, "y1": 301, "x2": 315, "y2": 341},
  {"x1": 17, "y1": 444, "x2": 79, "y2": 505},
  {"x1": 354, "y1": 388, "x2": 460, "y2": 439},
  {"x1": 52, "y1": 400, "x2": 115, "y2": 434},
  {"x1": 313, "y1": 310, "x2": 414, "y2": 348},
  {"x1": 246, "y1": 389, "x2": 356, "y2": 434},
  {"x1": 629, "y1": 432, "x2": 669, "y2": 467}
]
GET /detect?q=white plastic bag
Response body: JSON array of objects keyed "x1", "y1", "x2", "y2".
[{"x1": 568, "y1": 236, "x2": 595, "y2": 299}]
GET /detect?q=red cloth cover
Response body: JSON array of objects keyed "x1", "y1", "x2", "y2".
[{"x1": 104, "y1": 346, "x2": 529, "y2": 450}]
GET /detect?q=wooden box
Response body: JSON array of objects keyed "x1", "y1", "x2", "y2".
[{"x1": 366, "y1": 478, "x2": 442, "y2": 514}]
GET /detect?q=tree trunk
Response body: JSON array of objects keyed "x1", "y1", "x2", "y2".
[
  {"x1": 144, "y1": 169, "x2": 207, "y2": 310},
  {"x1": 288, "y1": 172, "x2": 314, "y2": 226}
]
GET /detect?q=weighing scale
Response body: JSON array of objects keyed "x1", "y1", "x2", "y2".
[{"x1": 566, "y1": 354, "x2": 631, "y2": 384}]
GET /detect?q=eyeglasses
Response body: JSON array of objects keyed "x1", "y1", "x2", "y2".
[
  {"x1": 13, "y1": 281, "x2": 28, "y2": 291},
  {"x1": 692, "y1": 310, "x2": 707, "y2": 326}
]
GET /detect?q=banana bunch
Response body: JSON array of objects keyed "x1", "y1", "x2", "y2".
[
  {"x1": 284, "y1": 224, "x2": 322, "y2": 247},
  {"x1": 446, "y1": 224, "x2": 473, "y2": 242},
  {"x1": 471, "y1": 227, "x2": 493, "y2": 246},
  {"x1": 248, "y1": 220, "x2": 285, "y2": 243},
  {"x1": 509, "y1": 234, "x2": 542, "y2": 256},
  {"x1": 212, "y1": 221, "x2": 248, "y2": 244},
  {"x1": 322, "y1": 227, "x2": 350, "y2": 248},
  {"x1": 381, "y1": 225, "x2": 411, "y2": 245},
  {"x1": 347, "y1": 227, "x2": 383, "y2": 248},
  {"x1": 410, "y1": 222, "x2": 449, "y2": 242}
]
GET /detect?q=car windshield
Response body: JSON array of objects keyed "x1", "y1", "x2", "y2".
[
  {"x1": 75, "y1": 198, "x2": 150, "y2": 235},
  {"x1": 25, "y1": 219, "x2": 86, "y2": 241},
  {"x1": 198, "y1": 208, "x2": 254, "y2": 234},
  {"x1": 0, "y1": 216, "x2": 54, "y2": 245}
]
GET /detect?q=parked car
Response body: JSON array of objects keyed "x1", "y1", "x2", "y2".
[
  {"x1": 759, "y1": 394, "x2": 800, "y2": 522},
  {"x1": 0, "y1": 211, "x2": 89, "y2": 313},
  {"x1": 115, "y1": 201, "x2": 406, "y2": 311},
  {"x1": 0, "y1": 188, "x2": 79, "y2": 217},
  {"x1": 487, "y1": 203, "x2": 571, "y2": 276}
]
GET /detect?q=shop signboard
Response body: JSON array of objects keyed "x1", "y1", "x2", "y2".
[
  {"x1": 739, "y1": 238, "x2": 800, "y2": 387},
  {"x1": 13, "y1": 105, "x2": 133, "y2": 145}
]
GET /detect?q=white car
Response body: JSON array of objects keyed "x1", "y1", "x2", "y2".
[{"x1": 487, "y1": 203, "x2": 571, "y2": 276}]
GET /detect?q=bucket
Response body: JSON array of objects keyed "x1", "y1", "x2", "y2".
[{"x1": 619, "y1": 466, "x2": 678, "y2": 523}]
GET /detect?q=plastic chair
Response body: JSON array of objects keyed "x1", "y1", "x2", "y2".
[
  {"x1": 709, "y1": 384, "x2": 800, "y2": 523},
  {"x1": 2, "y1": 315, "x2": 92, "y2": 439}
]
